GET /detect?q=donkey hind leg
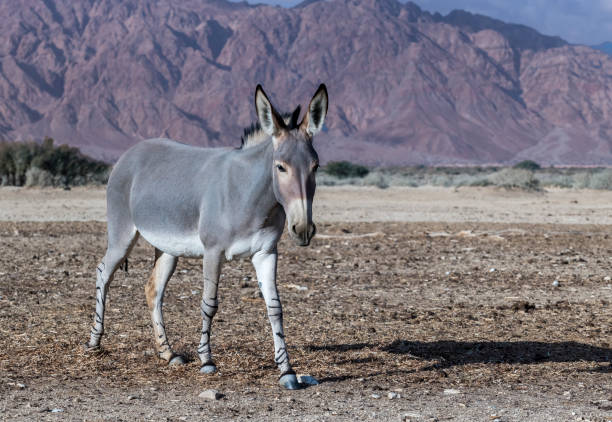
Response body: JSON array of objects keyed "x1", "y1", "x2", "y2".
[
  {"x1": 145, "y1": 249, "x2": 184, "y2": 365},
  {"x1": 197, "y1": 251, "x2": 222, "y2": 374},
  {"x1": 86, "y1": 226, "x2": 139, "y2": 349},
  {"x1": 252, "y1": 251, "x2": 300, "y2": 390}
]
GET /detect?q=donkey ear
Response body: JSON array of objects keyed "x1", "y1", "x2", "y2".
[
  {"x1": 255, "y1": 85, "x2": 285, "y2": 137},
  {"x1": 301, "y1": 84, "x2": 328, "y2": 136},
  {"x1": 289, "y1": 105, "x2": 301, "y2": 128}
]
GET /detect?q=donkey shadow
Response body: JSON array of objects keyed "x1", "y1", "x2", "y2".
[
  {"x1": 382, "y1": 340, "x2": 612, "y2": 368},
  {"x1": 307, "y1": 340, "x2": 611, "y2": 382}
]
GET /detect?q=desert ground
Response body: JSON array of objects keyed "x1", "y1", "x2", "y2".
[{"x1": 0, "y1": 186, "x2": 610, "y2": 421}]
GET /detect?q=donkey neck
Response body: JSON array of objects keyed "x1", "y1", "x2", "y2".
[{"x1": 231, "y1": 139, "x2": 280, "y2": 221}]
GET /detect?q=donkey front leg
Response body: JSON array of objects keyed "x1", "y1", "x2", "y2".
[
  {"x1": 252, "y1": 251, "x2": 300, "y2": 390},
  {"x1": 197, "y1": 251, "x2": 222, "y2": 374}
]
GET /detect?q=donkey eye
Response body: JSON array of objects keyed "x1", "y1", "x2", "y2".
[
  {"x1": 276, "y1": 164, "x2": 286, "y2": 172},
  {"x1": 313, "y1": 164, "x2": 319, "y2": 172}
]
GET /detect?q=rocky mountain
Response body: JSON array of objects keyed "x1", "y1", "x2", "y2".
[{"x1": 1, "y1": 0, "x2": 611, "y2": 165}]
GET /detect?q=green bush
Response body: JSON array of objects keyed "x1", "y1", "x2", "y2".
[
  {"x1": 324, "y1": 161, "x2": 369, "y2": 179},
  {"x1": 0, "y1": 138, "x2": 110, "y2": 187},
  {"x1": 513, "y1": 160, "x2": 541, "y2": 171}
]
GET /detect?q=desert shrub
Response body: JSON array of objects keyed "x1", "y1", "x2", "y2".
[
  {"x1": 315, "y1": 165, "x2": 612, "y2": 190},
  {"x1": 487, "y1": 168, "x2": 540, "y2": 190},
  {"x1": 324, "y1": 161, "x2": 369, "y2": 178},
  {"x1": 571, "y1": 172, "x2": 592, "y2": 189},
  {"x1": 315, "y1": 172, "x2": 338, "y2": 186},
  {"x1": 25, "y1": 166, "x2": 55, "y2": 187},
  {"x1": 589, "y1": 169, "x2": 612, "y2": 190},
  {"x1": 0, "y1": 138, "x2": 110, "y2": 187},
  {"x1": 469, "y1": 179, "x2": 493, "y2": 187},
  {"x1": 450, "y1": 173, "x2": 491, "y2": 187},
  {"x1": 534, "y1": 172, "x2": 574, "y2": 188},
  {"x1": 0, "y1": 140, "x2": 39, "y2": 185},
  {"x1": 316, "y1": 173, "x2": 364, "y2": 186},
  {"x1": 388, "y1": 173, "x2": 420, "y2": 187},
  {"x1": 513, "y1": 160, "x2": 541, "y2": 171},
  {"x1": 429, "y1": 173, "x2": 453, "y2": 187},
  {"x1": 362, "y1": 171, "x2": 389, "y2": 189},
  {"x1": 85, "y1": 166, "x2": 112, "y2": 185}
]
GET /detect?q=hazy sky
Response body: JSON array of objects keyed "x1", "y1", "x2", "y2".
[
  {"x1": 413, "y1": 0, "x2": 612, "y2": 45},
  {"x1": 251, "y1": 0, "x2": 612, "y2": 45}
]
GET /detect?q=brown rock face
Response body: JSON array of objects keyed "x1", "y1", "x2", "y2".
[{"x1": 1, "y1": 0, "x2": 611, "y2": 165}]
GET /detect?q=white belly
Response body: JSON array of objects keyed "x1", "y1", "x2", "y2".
[{"x1": 139, "y1": 229, "x2": 205, "y2": 258}]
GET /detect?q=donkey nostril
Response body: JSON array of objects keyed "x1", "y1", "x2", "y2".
[
  {"x1": 291, "y1": 224, "x2": 298, "y2": 235},
  {"x1": 309, "y1": 223, "x2": 316, "y2": 238}
]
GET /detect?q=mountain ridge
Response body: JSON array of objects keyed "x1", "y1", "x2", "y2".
[
  {"x1": 592, "y1": 41, "x2": 612, "y2": 56},
  {"x1": 0, "y1": 0, "x2": 611, "y2": 165}
]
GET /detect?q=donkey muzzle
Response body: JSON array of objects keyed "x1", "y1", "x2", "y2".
[
  {"x1": 290, "y1": 221, "x2": 316, "y2": 246},
  {"x1": 286, "y1": 198, "x2": 316, "y2": 246}
]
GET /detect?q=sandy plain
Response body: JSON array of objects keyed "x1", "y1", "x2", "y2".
[{"x1": 0, "y1": 186, "x2": 610, "y2": 421}]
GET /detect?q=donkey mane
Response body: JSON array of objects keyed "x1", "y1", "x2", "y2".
[{"x1": 239, "y1": 106, "x2": 301, "y2": 149}]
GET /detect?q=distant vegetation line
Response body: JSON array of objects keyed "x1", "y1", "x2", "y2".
[
  {"x1": 321, "y1": 160, "x2": 612, "y2": 190},
  {"x1": 0, "y1": 140, "x2": 610, "y2": 190},
  {"x1": 0, "y1": 138, "x2": 110, "y2": 187}
]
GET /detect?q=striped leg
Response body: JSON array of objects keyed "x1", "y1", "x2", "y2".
[
  {"x1": 86, "y1": 229, "x2": 139, "y2": 349},
  {"x1": 252, "y1": 251, "x2": 300, "y2": 390},
  {"x1": 197, "y1": 251, "x2": 222, "y2": 374},
  {"x1": 145, "y1": 249, "x2": 184, "y2": 365}
]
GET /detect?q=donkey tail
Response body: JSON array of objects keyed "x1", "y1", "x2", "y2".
[{"x1": 120, "y1": 258, "x2": 129, "y2": 273}]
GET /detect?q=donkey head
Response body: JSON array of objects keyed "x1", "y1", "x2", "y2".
[{"x1": 255, "y1": 84, "x2": 328, "y2": 246}]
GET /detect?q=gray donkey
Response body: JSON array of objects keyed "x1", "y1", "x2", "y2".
[{"x1": 85, "y1": 84, "x2": 328, "y2": 390}]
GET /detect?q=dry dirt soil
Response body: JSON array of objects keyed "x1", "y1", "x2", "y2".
[{"x1": 0, "y1": 187, "x2": 611, "y2": 421}]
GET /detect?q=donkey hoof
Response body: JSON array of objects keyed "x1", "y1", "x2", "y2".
[
  {"x1": 169, "y1": 355, "x2": 187, "y2": 366},
  {"x1": 279, "y1": 373, "x2": 302, "y2": 390},
  {"x1": 83, "y1": 342, "x2": 100, "y2": 352},
  {"x1": 200, "y1": 363, "x2": 217, "y2": 374}
]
